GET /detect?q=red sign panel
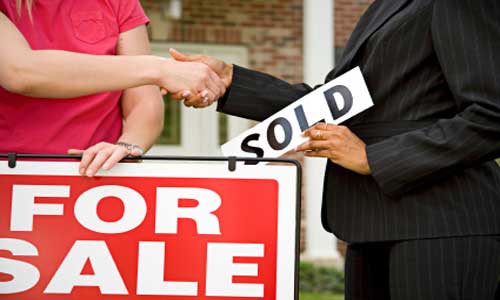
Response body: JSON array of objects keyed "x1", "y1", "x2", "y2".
[{"x1": 0, "y1": 162, "x2": 297, "y2": 300}]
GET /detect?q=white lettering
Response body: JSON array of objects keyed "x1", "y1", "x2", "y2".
[
  {"x1": 206, "y1": 243, "x2": 264, "y2": 297},
  {"x1": 11, "y1": 185, "x2": 68, "y2": 231},
  {"x1": 44, "y1": 241, "x2": 127, "y2": 294},
  {"x1": 155, "y1": 188, "x2": 221, "y2": 234},
  {"x1": 74, "y1": 186, "x2": 146, "y2": 234},
  {"x1": 0, "y1": 238, "x2": 40, "y2": 294}
]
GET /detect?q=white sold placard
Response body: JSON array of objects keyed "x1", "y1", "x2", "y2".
[{"x1": 221, "y1": 67, "x2": 374, "y2": 158}]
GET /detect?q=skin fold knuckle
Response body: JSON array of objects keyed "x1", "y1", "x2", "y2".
[
  {"x1": 329, "y1": 140, "x2": 339, "y2": 149},
  {"x1": 85, "y1": 149, "x2": 97, "y2": 156}
]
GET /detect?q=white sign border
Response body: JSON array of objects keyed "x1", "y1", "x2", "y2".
[{"x1": 0, "y1": 160, "x2": 299, "y2": 300}]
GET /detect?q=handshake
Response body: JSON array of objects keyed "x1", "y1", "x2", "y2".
[{"x1": 158, "y1": 49, "x2": 233, "y2": 109}]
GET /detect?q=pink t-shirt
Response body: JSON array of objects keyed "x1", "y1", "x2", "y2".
[{"x1": 0, "y1": 0, "x2": 150, "y2": 154}]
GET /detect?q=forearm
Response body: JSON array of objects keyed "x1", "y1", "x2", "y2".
[
  {"x1": 7, "y1": 50, "x2": 165, "y2": 98},
  {"x1": 119, "y1": 86, "x2": 165, "y2": 151},
  {"x1": 217, "y1": 65, "x2": 313, "y2": 121}
]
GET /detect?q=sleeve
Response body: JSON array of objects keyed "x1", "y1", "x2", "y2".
[
  {"x1": 114, "y1": 0, "x2": 150, "y2": 33},
  {"x1": 217, "y1": 65, "x2": 316, "y2": 121},
  {"x1": 365, "y1": 0, "x2": 500, "y2": 197}
]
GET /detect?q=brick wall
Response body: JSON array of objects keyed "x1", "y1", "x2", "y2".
[
  {"x1": 335, "y1": 0, "x2": 374, "y2": 48},
  {"x1": 141, "y1": 0, "x2": 304, "y2": 84}
]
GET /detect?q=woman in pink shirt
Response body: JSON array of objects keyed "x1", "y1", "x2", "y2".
[{"x1": 0, "y1": 0, "x2": 225, "y2": 176}]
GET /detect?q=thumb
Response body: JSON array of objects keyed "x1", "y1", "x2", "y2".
[
  {"x1": 169, "y1": 48, "x2": 204, "y2": 62},
  {"x1": 169, "y1": 48, "x2": 192, "y2": 62}
]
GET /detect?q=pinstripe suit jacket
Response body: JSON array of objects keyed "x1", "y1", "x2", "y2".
[{"x1": 217, "y1": 0, "x2": 500, "y2": 243}]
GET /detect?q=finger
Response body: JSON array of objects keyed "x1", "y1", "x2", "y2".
[
  {"x1": 79, "y1": 147, "x2": 101, "y2": 176},
  {"x1": 190, "y1": 90, "x2": 212, "y2": 108},
  {"x1": 201, "y1": 89, "x2": 216, "y2": 104},
  {"x1": 304, "y1": 150, "x2": 331, "y2": 158},
  {"x1": 211, "y1": 68, "x2": 226, "y2": 96},
  {"x1": 102, "y1": 147, "x2": 130, "y2": 171},
  {"x1": 312, "y1": 122, "x2": 335, "y2": 131},
  {"x1": 85, "y1": 149, "x2": 116, "y2": 177},
  {"x1": 184, "y1": 91, "x2": 212, "y2": 109},
  {"x1": 169, "y1": 48, "x2": 202, "y2": 62},
  {"x1": 303, "y1": 129, "x2": 332, "y2": 140},
  {"x1": 171, "y1": 90, "x2": 192, "y2": 101},
  {"x1": 206, "y1": 69, "x2": 225, "y2": 98},
  {"x1": 203, "y1": 75, "x2": 222, "y2": 101},
  {"x1": 68, "y1": 149, "x2": 84, "y2": 155},
  {"x1": 213, "y1": 75, "x2": 226, "y2": 98},
  {"x1": 193, "y1": 95, "x2": 213, "y2": 108},
  {"x1": 184, "y1": 93, "x2": 205, "y2": 107},
  {"x1": 160, "y1": 88, "x2": 168, "y2": 96},
  {"x1": 129, "y1": 148, "x2": 143, "y2": 157},
  {"x1": 296, "y1": 140, "x2": 331, "y2": 152}
]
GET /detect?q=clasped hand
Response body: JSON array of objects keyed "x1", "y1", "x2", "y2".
[
  {"x1": 167, "y1": 49, "x2": 233, "y2": 108},
  {"x1": 158, "y1": 56, "x2": 226, "y2": 105}
]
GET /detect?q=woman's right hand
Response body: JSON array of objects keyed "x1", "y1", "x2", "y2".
[
  {"x1": 157, "y1": 58, "x2": 226, "y2": 103},
  {"x1": 168, "y1": 49, "x2": 234, "y2": 108}
]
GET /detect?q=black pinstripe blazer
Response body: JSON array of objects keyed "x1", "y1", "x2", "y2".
[{"x1": 217, "y1": 0, "x2": 500, "y2": 243}]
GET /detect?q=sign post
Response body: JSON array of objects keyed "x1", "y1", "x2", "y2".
[{"x1": 0, "y1": 156, "x2": 301, "y2": 300}]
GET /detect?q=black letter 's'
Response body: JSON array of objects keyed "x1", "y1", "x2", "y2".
[{"x1": 241, "y1": 134, "x2": 264, "y2": 165}]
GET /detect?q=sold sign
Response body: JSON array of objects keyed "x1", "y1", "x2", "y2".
[
  {"x1": 222, "y1": 67, "x2": 373, "y2": 159},
  {"x1": 0, "y1": 161, "x2": 298, "y2": 300}
]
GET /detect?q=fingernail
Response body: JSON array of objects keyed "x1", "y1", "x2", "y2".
[
  {"x1": 86, "y1": 169, "x2": 94, "y2": 177},
  {"x1": 182, "y1": 91, "x2": 191, "y2": 98},
  {"x1": 201, "y1": 90, "x2": 209, "y2": 97},
  {"x1": 103, "y1": 163, "x2": 110, "y2": 170}
]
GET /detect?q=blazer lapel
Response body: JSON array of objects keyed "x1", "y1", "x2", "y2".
[{"x1": 334, "y1": 0, "x2": 410, "y2": 76}]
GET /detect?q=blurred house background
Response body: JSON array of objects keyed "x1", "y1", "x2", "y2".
[{"x1": 142, "y1": 0, "x2": 373, "y2": 263}]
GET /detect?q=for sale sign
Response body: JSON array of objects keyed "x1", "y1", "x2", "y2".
[{"x1": 0, "y1": 161, "x2": 298, "y2": 300}]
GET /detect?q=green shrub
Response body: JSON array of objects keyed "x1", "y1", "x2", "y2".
[{"x1": 299, "y1": 262, "x2": 345, "y2": 294}]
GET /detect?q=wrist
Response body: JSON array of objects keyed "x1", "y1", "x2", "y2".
[
  {"x1": 116, "y1": 141, "x2": 144, "y2": 156},
  {"x1": 147, "y1": 56, "x2": 170, "y2": 86},
  {"x1": 223, "y1": 63, "x2": 234, "y2": 88},
  {"x1": 361, "y1": 146, "x2": 372, "y2": 175}
]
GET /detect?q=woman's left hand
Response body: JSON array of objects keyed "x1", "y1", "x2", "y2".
[
  {"x1": 68, "y1": 142, "x2": 141, "y2": 177},
  {"x1": 296, "y1": 123, "x2": 372, "y2": 175}
]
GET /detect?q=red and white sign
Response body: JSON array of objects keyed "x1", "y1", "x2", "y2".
[{"x1": 0, "y1": 161, "x2": 298, "y2": 300}]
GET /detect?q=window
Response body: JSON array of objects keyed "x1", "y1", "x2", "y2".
[{"x1": 156, "y1": 94, "x2": 181, "y2": 145}]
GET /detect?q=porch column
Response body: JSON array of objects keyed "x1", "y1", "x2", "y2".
[{"x1": 302, "y1": 0, "x2": 341, "y2": 260}]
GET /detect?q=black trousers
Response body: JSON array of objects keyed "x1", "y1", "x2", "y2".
[{"x1": 345, "y1": 236, "x2": 500, "y2": 300}]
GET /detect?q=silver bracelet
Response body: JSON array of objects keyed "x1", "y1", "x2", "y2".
[{"x1": 116, "y1": 142, "x2": 144, "y2": 156}]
